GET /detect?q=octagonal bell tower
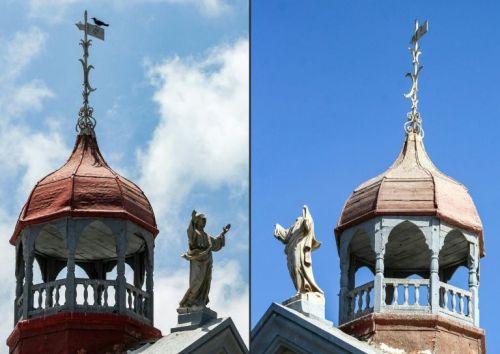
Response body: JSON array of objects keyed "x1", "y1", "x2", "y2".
[
  {"x1": 7, "y1": 12, "x2": 162, "y2": 353},
  {"x1": 335, "y1": 21, "x2": 485, "y2": 353}
]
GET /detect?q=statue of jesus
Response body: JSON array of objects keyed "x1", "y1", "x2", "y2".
[
  {"x1": 179, "y1": 210, "x2": 231, "y2": 310},
  {"x1": 274, "y1": 205, "x2": 323, "y2": 295}
]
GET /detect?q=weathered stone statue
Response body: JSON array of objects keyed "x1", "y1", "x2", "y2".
[
  {"x1": 274, "y1": 205, "x2": 323, "y2": 295},
  {"x1": 179, "y1": 210, "x2": 231, "y2": 310}
]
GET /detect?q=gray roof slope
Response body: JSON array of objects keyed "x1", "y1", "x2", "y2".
[
  {"x1": 251, "y1": 303, "x2": 381, "y2": 354},
  {"x1": 131, "y1": 317, "x2": 248, "y2": 354}
]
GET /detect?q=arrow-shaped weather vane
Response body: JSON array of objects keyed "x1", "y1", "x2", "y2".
[
  {"x1": 75, "y1": 10, "x2": 107, "y2": 134},
  {"x1": 404, "y1": 20, "x2": 428, "y2": 137}
]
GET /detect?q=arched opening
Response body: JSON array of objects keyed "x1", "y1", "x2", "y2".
[
  {"x1": 438, "y1": 230, "x2": 471, "y2": 316},
  {"x1": 355, "y1": 266, "x2": 374, "y2": 287},
  {"x1": 439, "y1": 230, "x2": 469, "y2": 284},
  {"x1": 107, "y1": 263, "x2": 135, "y2": 284},
  {"x1": 384, "y1": 221, "x2": 431, "y2": 307},
  {"x1": 125, "y1": 263, "x2": 134, "y2": 285},
  {"x1": 348, "y1": 229, "x2": 375, "y2": 284},
  {"x1": 55, "y1": 264, "x2": 89, "y2": 279},
  {"x1": 32, "y1": 258, "x2": 43, "y2": 285},
  {"x1": 76, "y1": 220, "x2": 117, "y2": 262},
  {"x1": 346, "y1": 229, "x2": 375, "y2": 317},
  {"x1": 384, "y1": 221, "x2": 431, "y2": 277},
  {"x1": 34, "y1": 224, "x2": 67, "y2": 283}
]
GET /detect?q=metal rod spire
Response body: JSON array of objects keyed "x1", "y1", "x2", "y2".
[
  {"x1": 404, "y1": 20, "x2": 428, "y2": 137},
  {"x1": 76, "y1": 10, "x2": 98, "y2": 135}
]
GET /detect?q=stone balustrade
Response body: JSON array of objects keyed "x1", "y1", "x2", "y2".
[
  {"x1": 126, "y1": 283, "x2": 150, "y2": 320},
  {"x1": 345, "y1": 278, "x2": 474, "y2": 325},
  {"x1": 20, "y1": 278, "x2": 151, "y2": 324},
  {"x1": 347, "y1": 281, "x2": 374, "y2": 320},
  {"x1": 383, "y1": 278, "x2": 430, "y2": 311},
  {"x1": 31, "y1": 279, "x2": 67, "y2": 316},
  {"x1": 439, "y1": 282, "x2": 472, "y2": 322}
]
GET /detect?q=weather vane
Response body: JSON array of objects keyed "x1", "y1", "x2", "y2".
[
  {"x1": 75, "y1": 10, "x2": 108, "y2": 134},
  {"x1": 404, "y1": 20, "x2": 428, "y2": 137}
]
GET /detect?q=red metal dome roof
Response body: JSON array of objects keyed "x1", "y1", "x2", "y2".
[
  {"x1": 10, "y1": 133, "x2": 158, "y2": 245},
  {"x1": 336, "y1": 132, "x2": 484, "y2": 256}
]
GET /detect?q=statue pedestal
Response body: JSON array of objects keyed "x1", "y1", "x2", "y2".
[
  {"x1": 172, "y1": 307, "x2": 218, "y2": 332},
  {"x1": 282, "y1": 292, "x2": 330, "y2": 324}
]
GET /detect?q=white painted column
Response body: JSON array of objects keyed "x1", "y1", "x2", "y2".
[
  {"x1": 468, "y1": 241, "x2": 480, "y2": 326},
  {"x1": 114, "y1": 223, "x2": 128, "y2": 314},
  {"x1": 22, "y1": 228, "x2": 35, "y2": 319},
  {"x1": 65, "y1": 219, "x2": 78, "y2": 311},
  {"x1": 429, "y1": 219, "x2": 440, "y2": 314},
  {"x1": 339, "y1": 252, "x2": 350, "y2": 324},
  {"x1": 373, "y1": 220, "x2": 386, "y2": 313},
  {"x1": 14, "y1": 239, "x2": 25, "y2": 323},
  {"x1": 145, "y1": 234, "x2": 154, "y2": 323}
]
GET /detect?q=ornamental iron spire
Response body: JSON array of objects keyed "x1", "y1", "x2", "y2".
[
  {"x1": 75, "y1": 10, "x2": 106, "y2": 135},
  {"x1": 404, "y1": 20, "x2": 428, "y2": 137}
]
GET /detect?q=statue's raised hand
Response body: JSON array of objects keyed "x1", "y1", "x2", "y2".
[{"x1": 223, "y1": 224, "x2": 231, "y2": 234}]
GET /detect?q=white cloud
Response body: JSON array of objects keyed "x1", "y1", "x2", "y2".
[
  {"x1": 156, "y1": 0, "x2": 230, "y2": 17},
  {"x1": 28, "y1": 0, "x2": 231, "y2": 23},
  {"x1": 0, "y1": 212, "x2": 16, "y2": 347},
  {"x1": 138, "y1": 39, "x2": 249, "y2": 220},
  {"x1": 0, "y1": 28, "x2": 68, "y2": 203},
  {"x1": 0, "y1": 27, "x2": 47, "y2": 82},
  {"x1": 0, "y1": 28, "x2": 69, "y2": 352},
  {"x1": 154, "y1": 260, "x2": 249, "y2": 345},
  {"x1": 139, "y1": 39, "x2": 249, "y2": 344}
]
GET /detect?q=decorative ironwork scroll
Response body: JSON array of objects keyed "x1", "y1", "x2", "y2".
[
  {"x1": 404, "y1": 20, "x2": 428, "y2": 136},
  {"x1": 75, "y1": 11, "x2": 105, "y2": 134}
]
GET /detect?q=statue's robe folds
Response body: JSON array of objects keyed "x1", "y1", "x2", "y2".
[
  {"x1": 275, "y1": 207, "x2": 323, "y2": 294},
  {"x1": 179, "y1": 225, "x2": 225, "y2": 308}
]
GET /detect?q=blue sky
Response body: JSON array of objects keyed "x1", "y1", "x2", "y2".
[
  {"x1": 251, "y1": 1, "x2": 499, "y2": 351},
  {"x1": 0, "y1": 0, "x2": 248, "y2": 349}
]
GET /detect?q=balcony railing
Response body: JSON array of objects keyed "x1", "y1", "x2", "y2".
[
  {"x1": 345, "y1": 278, "x2": 474, "y2": 325},
  {"x1": 384, "y1": 278, "x2": 430, "y2": 311},
  {"x1": 439, "y1": 282, "x2": 472, "y2": 322},
  {"x1": 346, "y1": 281, "x2": 374, "y2": 320},
  {"x1": 18, "y1": 278, "x2": 151, "y2": 324}
]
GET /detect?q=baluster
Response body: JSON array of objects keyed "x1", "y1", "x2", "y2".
[
  {"x1": 415, "y1": 284, "x2": 420, "y2": 306},
  {"x1": 38, "y1": 289, "x2": 43, "y2": 309},
  {"x1": 366, "y1": 287, "x2": 371, "y2": 310},
  {"x1": 92, "y1": 283, "x2": 98, "y2": 306},
  {"x1": 83, "y1": 283, "x2": 89, "y2": 306},
  {"x1": 443, "y1": 288, "x2": 448, "y2": 309},
  {"x1": 96, "y1": 282, "x2": 102, "y2": 306},
  {"x1": 459, "y1": 293, "x2": 464, "y2": 315},
  {"x1": 135, "y1": 291, "x2": 141, "y2": 313},
  {"x1": 403, "y1": 283, "x2": 409, "y2": 306},
  {"x1": 45, "y1": 285, "x2": 52, "y2": 309},
  {"x1": 451, "y1": 290, "x2": 456, "y2": 312},
  {"x1": 127, "y1": 288, "x2": 133, "y2": 309},
  {"x1": 357, "y1": 289, "x2": 363, "y2": 313},
  {"x1": 115, "y1": 283, "x2": 119, "y2": 307},
  {"x1": 382, "y1": 282, "x2": 386, "y2": 305},
  {"x1": 103, "y1": 285, "x2": 108, "y2": 307},
  {"x1": 392, "y1": 284, "x2": 398, "y2": 305},
  {"x1": 350, "y1": 294, "x2": 356, "y2": 318},
  {"x1": 55, "y1": 284, "x2": 60, "y2": 306}
]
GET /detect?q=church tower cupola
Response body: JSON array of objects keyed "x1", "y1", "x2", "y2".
[
  {"x1": 335, "y1": 21, "x2": 485, "y2": 353},
  {"x1": 7, "y1": 11, "x2": 161, "y2": 353}
]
